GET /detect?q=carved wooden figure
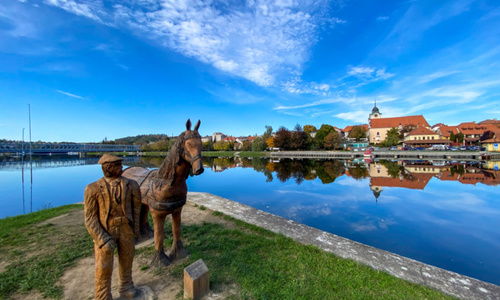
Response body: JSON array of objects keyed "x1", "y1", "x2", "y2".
[
  {"x1": 84, "y1": 154, "x2": 142, "y2": 300},
  {"x1": 122, "y1": 119, "x2": 204, "y2": 266}
]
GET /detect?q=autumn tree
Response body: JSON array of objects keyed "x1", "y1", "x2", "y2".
[
  {"x1": 274, "y1": 126, "x2": 291, "y2": 150},
  {"x1": 324, "y1": 131, "x2": 341, "y2": 149},
  {"x1": 399, "y1": 124, "x2": 417, "y2": 139},
  {"x1": 266, "y1": 137, "x2": 274, "y2": 149},
  {"x1": 303, "y1": 125, "x2": 317, "y2": 134},
  {"x1": 290, "y1": 124, "x2": 309, "y2": 150}
]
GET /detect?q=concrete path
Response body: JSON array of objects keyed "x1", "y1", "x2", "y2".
[{"x1": 187, "y1": 192, "x2": 500, "y2": 300}]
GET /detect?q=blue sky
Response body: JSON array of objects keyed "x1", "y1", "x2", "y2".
[{"x1": 1, "y1": 0, "x2": 499, "y2": 142}]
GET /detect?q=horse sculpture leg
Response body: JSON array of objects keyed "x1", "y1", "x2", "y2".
[
  {"x1": 139, "y1": 204, "x2": 154, "y2": 239},
  {"x1": 168, "y1": 207, "x2": 189, "y2": 259},
  {"x1": 150, "y1": 210, "x2": 171, "y2": 267}
]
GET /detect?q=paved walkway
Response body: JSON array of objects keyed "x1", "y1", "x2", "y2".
[{"x1": 187, "y1": 192, "x2": 500, "y2": 300}]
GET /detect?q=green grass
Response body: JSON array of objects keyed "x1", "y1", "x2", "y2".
[
  {"x1": 171, "y1": 220, "x2": 455, "y2": 299},
  {"x1": 0, "y1": 205, "x2": 455, "y2": 300},
  {"x1": 0, "y1": 205, "x2": 93, "y2": 299}
]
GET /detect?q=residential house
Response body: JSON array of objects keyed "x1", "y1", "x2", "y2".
[
  {"x1": 211, "y1": 132, "x2": 226, "y2": 142},
  {"x1": 457, "y1": 122, "x2": 499, "y2": 145},
  {"x1": 481, "y1": 137, "x2": 500, "y2": 152},
  {"x1": 403, "y1": 127, "x2": 449, "y2": 148},
  {"x1": 433, "y1": 124, "x2": 460, "y2": 141},
  {"x1": 201, "y1": 136, "x2": 212, "y2": 143}
]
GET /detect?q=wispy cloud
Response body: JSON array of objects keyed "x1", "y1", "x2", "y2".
[
  {"x1": 376, "y1": 16, "x2": 389, "y2": 21},
  {"x1": 57, "y1": 89, "x2": 84, "y2": 99},
  {"x1": 274, "y1": 97, "x2": 352, "y2": 110},
  {"x1": 347, "y1": 66, "x2": 394, "y2": 80},
  {"x1": 44, "y1": 0, "x2": 342, "y2": 88}
]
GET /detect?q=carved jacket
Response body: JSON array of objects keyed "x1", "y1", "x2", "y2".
[{"x1": 84, "y1": 177, "x2": 141, "y2": 248}]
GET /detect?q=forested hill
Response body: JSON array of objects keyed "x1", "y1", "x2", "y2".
[{"x1": 114, "y1": 134, "x2": 170, "y2": 145}]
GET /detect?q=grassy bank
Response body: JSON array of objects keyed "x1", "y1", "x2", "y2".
[
  {"x1": 0, "y1": 205, "x2": 93, "y2": 299},
  {"x1": 0, "y1": 205, "x2": 454, "y2": 300}
]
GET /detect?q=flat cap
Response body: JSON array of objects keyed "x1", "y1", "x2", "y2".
[{"x1": 98, "y1": 154, "x2": 123, "y2": 165}]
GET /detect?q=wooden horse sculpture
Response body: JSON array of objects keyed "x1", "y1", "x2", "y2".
[{"x1": 122, "y1": 119, "x2": 204, "y2": 266}]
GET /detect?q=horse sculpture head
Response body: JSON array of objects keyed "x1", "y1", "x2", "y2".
[{"x1": 183, "y1": 119, "x2": 204, "y2": 176}]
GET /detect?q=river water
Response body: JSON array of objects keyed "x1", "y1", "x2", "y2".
[{"x1": 1, "y1": 155, "x2": 499, "y2": 285}]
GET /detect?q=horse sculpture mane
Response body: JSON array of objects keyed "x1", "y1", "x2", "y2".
[{"x1": 155, "y1": 130, "x2": 201, "y2": 189}]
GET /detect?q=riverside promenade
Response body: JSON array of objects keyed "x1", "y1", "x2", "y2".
[
  {"x1": 270, "y1": 150, "x2": 500, "y2": 161},
  {"x1": 187, "y1": 192, "x2": 500, "y2": 300}
]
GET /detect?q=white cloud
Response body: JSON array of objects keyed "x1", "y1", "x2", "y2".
[
  {"x1": 334, "y1": 110, "x2": 368, "y2": 123},
  {"x1": 44, "y1": 0, "x2": 102, "y2": 22},
  {"x1": 44, "y1": 0, "x2": 340, "y2": 88},
  {"x1": 347, "y1": 65, "x2": 394, "y2": 80},
  {"x1": 274, "y1": 97, "x2": 352, "y2": 110},
  {"x1": 376, "y1": 16, "x2": 389, "y2": 21},
  {"x1": 57, "y1": 89, "x2": 84, "y2": 99}
]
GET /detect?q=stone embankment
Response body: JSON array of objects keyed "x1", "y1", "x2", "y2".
[{"x1": 187, "y1": 192, "x2": 500, "y2": 300}]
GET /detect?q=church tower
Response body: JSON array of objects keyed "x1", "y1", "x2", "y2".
[{"x1": 369, "y1": 100, "x2": 382, "y2": 125}]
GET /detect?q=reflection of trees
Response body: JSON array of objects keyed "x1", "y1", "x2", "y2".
[
  {"x1": 250, "y1": 158, "x2": 274, "y2": 182},
  {"x1": 348, "y1": 164, "x2": 369, "y2": 180},
  {"x1": 136, "y1": 157, "x2": 164, "y2": 168},
  {"x1": 379, "y1": 160, "x2": 401, "y2": 178},
  {"x1": 314, "y1": 160, "x2": 345, "y2": 184},
  {"x1": 272, "y1": 159, "x2": 316, "y2": 184}
]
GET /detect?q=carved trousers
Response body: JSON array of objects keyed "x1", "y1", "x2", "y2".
[{"x1": 94, "y1": 219, "x2": 135, "y2": 300}]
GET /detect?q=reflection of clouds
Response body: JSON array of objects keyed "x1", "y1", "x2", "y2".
[
  {"x1": 286, "y1": 203, "x2": 332, "y2": 219},
  {"x1": 336, "y1": 177, "x2": 367, "y2": 188},
  {"x1": 419, "y1": 191, "x2": 499, "y2": 215},
  {"x1": 351, "y1": 218, "x2": 397, "y2": 232}
]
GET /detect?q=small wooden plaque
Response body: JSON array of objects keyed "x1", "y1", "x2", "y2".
[{"x1": 184, "y1": 259, "x2": 209, "y2": 300}]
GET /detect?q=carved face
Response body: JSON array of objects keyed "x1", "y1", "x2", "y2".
[{"x1": 184, "y1": 134, "x2": 204, "y2": 176}]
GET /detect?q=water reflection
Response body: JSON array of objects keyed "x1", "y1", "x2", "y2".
[{"x1": 200, "y1": 157, "x2": 500, "y2": 192}]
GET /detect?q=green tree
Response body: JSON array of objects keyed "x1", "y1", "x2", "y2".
[
  {"x1": 324, "y1": 131, "x2": 341, "y2": 149},
  {"x1": 314, "y1": 124, "x2": 334, "y2": 149},
  {"x1": 251, "y1": 136, "x2": 267, "y2": 151},
  {"x1": 213, "y1": 141, "x2": 233, "y2": 151},
  {"x1": 449, "y1": 132, "x2": 456, "y2": 142},
  {"x1": 263, "y1": 125, "x2": 273, "y2": 139},
  {"x1": 350, "y1": 126, "x2": 367, "y2": 141},
  {"x1": 456, "y1": 132, "x2": 465, "y2": 143},
  {"x1": 202, "y1": 141, "x2": 214, "y2": 151},
  {"x1": 383, "y1": 128, "x2": 400, "y2": 146}
]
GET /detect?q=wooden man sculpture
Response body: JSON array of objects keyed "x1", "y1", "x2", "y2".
[{"x1": 84, "y1": 154, "x2": 142, "y2": 300}]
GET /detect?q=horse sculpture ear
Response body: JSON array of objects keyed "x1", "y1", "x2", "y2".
[
  {"x1": 194, "y1": 120, "x2": 201, "y2": 131},
  {"x1": 186, "y1": 119, "x2": 192, "y2": 131}
]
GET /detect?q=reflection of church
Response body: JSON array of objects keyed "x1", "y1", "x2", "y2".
[{"x1": 369, "y1": 162, "x2": 436, "y2": 201}]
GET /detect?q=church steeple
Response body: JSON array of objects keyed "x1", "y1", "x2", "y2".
[{"x1": 369, "y1": 100, "x2": 382, "y2": 123}]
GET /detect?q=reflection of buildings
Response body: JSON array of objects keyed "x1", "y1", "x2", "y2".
[{"x1": 369, "y1": 160, "x2": 500, "y2": 201}]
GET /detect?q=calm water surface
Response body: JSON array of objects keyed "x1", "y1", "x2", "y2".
[{"x1": 1, "y1": 155, "x2": 499, "y2": 285}]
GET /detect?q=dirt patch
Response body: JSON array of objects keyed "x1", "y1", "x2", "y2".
[
  {"x1": 0, "y1": 259, "x2": 7, "y2": 273},
  {"x1": 38, "y1": 209, "x2": 84, "y2": 227},
  {"x1": 38, "y1": 202, "x2": 239, "y2": 300}
]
